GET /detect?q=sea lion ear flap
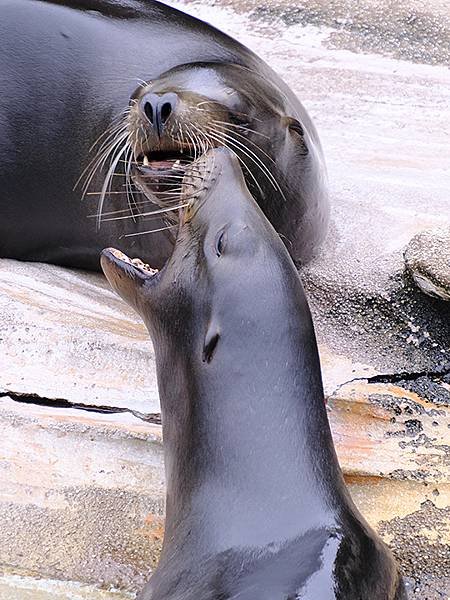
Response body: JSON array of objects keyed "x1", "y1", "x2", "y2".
[
  {"x1": 100, "y1": 247, "x2": 153, "y2": 313},
  {"x1": 202, "y1": 320, "x2": 220, "y2": 363}
]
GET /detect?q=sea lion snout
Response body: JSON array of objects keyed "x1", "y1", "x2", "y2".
[
  {"x1": 139, "y1": 92, "x2": 179, "y2": 137},
  {"x1": 100, "y1": 248, "x2": 157, "y2": 314}
]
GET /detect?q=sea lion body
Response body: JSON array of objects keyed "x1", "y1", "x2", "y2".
[
  {"x1": 101, "y1": 148, "x2": 405, "y2": 600},
  {"x1": 0, "y1": 0, "x2": 328, "y2": 270}
]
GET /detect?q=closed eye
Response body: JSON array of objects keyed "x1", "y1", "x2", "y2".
[{"x1": 216, "y1": 231, "x2": 226, "y2": 256}]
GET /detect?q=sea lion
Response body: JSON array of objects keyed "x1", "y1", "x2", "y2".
[
  {"x1": 101, "y1": 147, "x2": 405, "y2": 600},
  {"x1": 0, "y1": 0, "x2": 328, "y2": 271}
]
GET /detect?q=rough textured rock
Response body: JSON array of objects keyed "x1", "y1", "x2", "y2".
[
  {"x1": 0, "y1": 397, "x2": 164, "y2": 593},
  {"x1": 0, "y1": 259, "x2": 157, "y2": 414},
  {"x1": 329, "y1": 381, "x2": 450, "y2": 484},
  {"x1": 0, "y1": 573, "x2": 132, "y2": 600},
  {"x1": 404, "y1": 228, "x2": 450, "y2": 301},
  {"x1": 329, "y1": 380, "x2": 450, "y2": 597}
]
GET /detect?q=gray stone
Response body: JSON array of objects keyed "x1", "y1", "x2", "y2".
[
  {"x1": 0, "y1": 397, "x2": 164, "y2": 592},
  {"x1": 404, "y1": 228, "x2": 450, "y2": 301}
]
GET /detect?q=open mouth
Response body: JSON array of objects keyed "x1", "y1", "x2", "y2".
[
  {"x1": 102, "y1": 247, "x2": 165, "y2": 292},
  {"x1": 109, "y1": 248, "x2": 159, "y2": 275},
  {"x1": 133, "y1": 148, "x2": 197, "y2": 194},
  {"x1": 135, "y1": 149, "x2": 195, "y2": 175},
  {"x1": 129, "y1": 144, "x2": 211, "y2": 228}
]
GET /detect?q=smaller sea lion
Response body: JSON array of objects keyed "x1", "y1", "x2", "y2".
[{"x1": 101, "y1": 148, "x2": 405, "y2": 600}]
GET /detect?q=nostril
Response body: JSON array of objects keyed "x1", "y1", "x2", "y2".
[
  {"x1": 144, "y1": 101, "x2": 154, "y2": 124},
  {"x1": 160, "y1": 102, "x2": 172, "y2": 124},
  {"x1": 140, "y1": 92, "x2": 177, "y2": 134}
]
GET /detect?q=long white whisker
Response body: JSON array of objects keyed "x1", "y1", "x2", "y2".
[
  {"x1": 121, "y1": 223, "x2": 178, "y2": 239},
  {"x1": 96, "y1": 141, "x2": 130, "y2": 229},
  {"x1": 77, "y1": 130, "x2": 129, "y2": 195},
  {"x1": 211, "y1": 119, "x2": 270, "y2": 140},
  {"x1": 97, "y1": 203, "x2": 189, "y2": 223},
  {"x1": 206, "y1": 128, "x2": 285, "y2": 199},
  {"x1": 212, "y1": 124, "x2": 275, "y2": 165}
]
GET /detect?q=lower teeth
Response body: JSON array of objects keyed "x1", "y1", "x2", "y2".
[{"x1": 131, "y1": 257, "x2": 158, "y2": 275}]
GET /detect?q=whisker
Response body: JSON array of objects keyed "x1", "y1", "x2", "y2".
[
  {"x1": 205, "y1": 128, "x2": 285, "y2": 200},
  {"x1": 211, "y1": 119, "x2": 270, "y2": 139},
  {"x1": 124, "y1": 145, "x2": 140, "y2": 221},
  {"x1": 87, "y1": 195, "x2": 184, "y2": 217},
  {"x1": 198, "y1": 129, "x2": 263, "y2": 197},
  {"x1": 96, "y1": 140, "x2": 130, "y2": 229},
  {"x1": 136, "y1": 78, "x2": 149, "y2": 88},
  {"x1": 212, "y1": 124, "x2": 275, "y2": 165},
  {"x1": 121, "y1": 223, "x2": 178, "y2": 239},
  {"x1": 77, "y1": 131, "x2": 129, "y2": 194},
  {"x1": 96, "y1": 203, "x2": 189, "y2": 223}
]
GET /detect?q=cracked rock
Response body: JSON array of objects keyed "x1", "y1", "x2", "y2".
[{"x1": 0, "y1": 259, "x2": 159, "y2": 414}]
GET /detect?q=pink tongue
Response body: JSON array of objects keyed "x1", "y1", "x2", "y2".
[{"x1": 150, "y1": 160, "x2": 175, "y2": 170}]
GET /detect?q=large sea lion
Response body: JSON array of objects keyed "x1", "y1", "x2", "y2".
[
  {"x1": 101, "y1": 147, "x2": 405, "y2": 600},
  {"x1": 0, "y1": 0, "x2": 328, "y2": 271}
]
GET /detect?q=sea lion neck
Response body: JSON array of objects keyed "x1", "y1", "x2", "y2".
[{"x1": 155, "y1": 274, "x2": 346, "y2": 555}]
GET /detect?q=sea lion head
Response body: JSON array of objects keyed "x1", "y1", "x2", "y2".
[
  {"x1": 95, "y1": 62, "x2": 328, "y2": 264},
  {"x1": 100, "y1": 146, "x2": 310, "y2": 362}
]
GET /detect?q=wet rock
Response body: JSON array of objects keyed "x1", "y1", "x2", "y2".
[{"x1": 404, "y1": 228, "x2": 450, "y2": 301}]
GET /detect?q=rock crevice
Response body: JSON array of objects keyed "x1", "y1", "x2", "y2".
[{"x1": 0, "y1": 390, "x2": 161, "y2": 424}]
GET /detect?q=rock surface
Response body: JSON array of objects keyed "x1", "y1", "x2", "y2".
[
  {"x1": 1, "y1": 258, "x2": 449, "y2": 598},
  {"x1": 0, "y1": 259, "x2": 158, "y2": 414},
  {"x1": 0, "y1": 574, "x2": 132, "y2": 600},
  {"x1": 404, "y1": 228, "x2": 450, "y2": 301},
  {"x1": 1, "y1": 0, "x2": 450, "y2": 598},
  {"x1": 0, "y1": 395, "x2": 164, "y2": 593}
]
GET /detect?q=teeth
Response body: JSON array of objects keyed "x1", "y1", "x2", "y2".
[
  {"x1": 131, "y1": 257, "x2": 158, "y2": 275},
  {"x1": 143, "y1": 155, "x2": 150, "y2": 166},
  {"x1": 174, "y1": 160, "x2": 181, "y2": 167}
]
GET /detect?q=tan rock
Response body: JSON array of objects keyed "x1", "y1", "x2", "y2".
[
  {"x1": 0, "y1": 259, "x2": 158, "y2": 414},
  {"x1": 0, "y1": 397, "x2": 164, "y2": 592}
]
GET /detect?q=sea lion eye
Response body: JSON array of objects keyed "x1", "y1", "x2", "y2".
[
  {"x1": 287, "y1": 118, "x2": 304, "y2": 137},
  {"x1": 216, "y1": 231, "x2": 226, "y2": 256}
]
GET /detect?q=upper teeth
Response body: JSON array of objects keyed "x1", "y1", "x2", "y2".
[{"x1": 143, "y1": 155, "x2": 150, "y2": 166}]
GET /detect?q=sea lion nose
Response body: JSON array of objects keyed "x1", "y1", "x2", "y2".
[{"x1": 140, "y1": 92, "x2": 179, "y2": 136}]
